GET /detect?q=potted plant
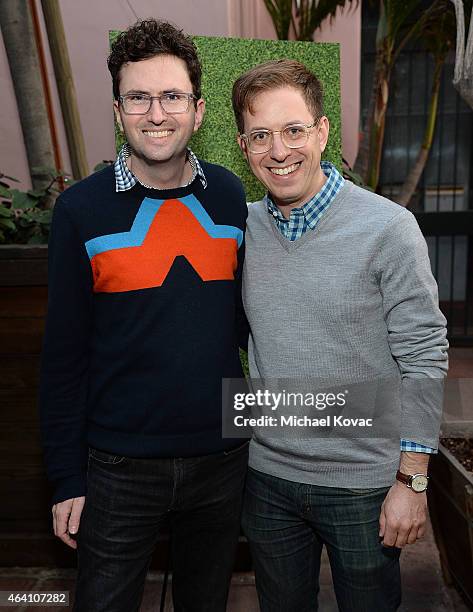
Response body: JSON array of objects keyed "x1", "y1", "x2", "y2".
[
  {"x1": 0, "y1": 167, "x2": 72, "y2": 565},
  {"x1": 428, "y1": 437, "x2": 473, "y2": 608},
  {"x1": 0, "y1": 166, "x2": 122, "y2": 567}
]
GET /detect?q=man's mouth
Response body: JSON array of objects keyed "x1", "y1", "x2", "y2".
[
  {"x1": 142, "y1": 129, "x2": 173, "y2": 138},
  {"x1": 268, "y1": 162, "x2": 301, "y2": 176}
]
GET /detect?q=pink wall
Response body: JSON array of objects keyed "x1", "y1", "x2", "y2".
[
  {"x1": 0, "y1": 0, "x2": 230, "y2": 188},
  {"x1": 313, "y1": 7, "x2": 361, "y2": 167},
  {"x1": 0, "y1": 0, "x2": 360, "y2": 189}
]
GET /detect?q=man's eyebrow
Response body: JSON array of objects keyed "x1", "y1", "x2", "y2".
[
  {"x1": 123, "y1": 89, "x2": 150, "y2": 95},
  {"x1": 248, "y1": 121, "x2": 306, "y2": 131},
  {"x1": 122, "y1": 88, "x2": 188, "y2": 95}
]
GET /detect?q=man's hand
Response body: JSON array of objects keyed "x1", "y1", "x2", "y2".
[
  {"x1": 379, "y1": 481, "x2": 427, "y2": 548},
  {"x1": 52, "y1": 496, "x2": 85, "y2": 549}
]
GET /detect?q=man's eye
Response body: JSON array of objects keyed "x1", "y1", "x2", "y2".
[
  {"x1": 163, "y1": 93, "x2": 182, "y2": 102},
  {"x1": 286, "y1": 126, "x2": 304, "y2": 136},
  {"x1": 129, "y1": 95, "x2": 148, "y2": 103},
  {"x1": 251, "y1": 132, "x2": 269, "y2": 142}
]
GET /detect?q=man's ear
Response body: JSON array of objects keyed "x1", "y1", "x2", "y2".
[
  {"x1": 193, "y1": 98, "x2": 206, "y2": 133},
  {"x1": 114, "y1": 101, "x2": 124, "y2": 132},
  {"x1": 317, "y1": 116, "x2": 330, "y2": 154},
  {"x1": 237, "y1": 134, "x2": 249, "y2": 162}
]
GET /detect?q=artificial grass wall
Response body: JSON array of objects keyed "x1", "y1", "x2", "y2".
[{"x1": 111, "y1": 33, "x2": 341, "y2": 202}]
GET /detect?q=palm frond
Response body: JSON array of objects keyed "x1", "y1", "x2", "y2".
[
  {"x1": 265, "y1": 0, "x2": 359, "y2": 41},
  {"x1": 263, "y1": 0, "x2": 293, "y2": 39},
  {"x1": 385, "y1": 0, "x2": 420, "y2": 40},
  {"x1": 420, "y1": 0, "x2": 457, "y2": 59},
  {"x1": 296, "y1": 0, "x2": 359, "y2": 41}
]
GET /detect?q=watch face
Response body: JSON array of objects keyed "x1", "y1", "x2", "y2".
[{"x1": 411, "y1": 474, "x2": 428, "y2": 492}]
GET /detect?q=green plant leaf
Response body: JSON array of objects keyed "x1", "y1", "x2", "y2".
[
  {"x1": 0, "y1": 218, "x2": 16, "y2": 231},
  {"x1": 27, "y1": 233, "x2": 46, "y2": 245},
  {"x1": 304, "y1": 0, "x2": 359, "y2": 41},
  {"x1": 11, "y1": 190, "x2": 38, "y2": 210},
  {"x1": 22, "y1": 209, "x2": 45, "y2": 223},
  {"x1": 239, "y1": 349, "x2": 249, "y2": 377},
  {"x1": 17, "y1": 217, "x2": 32, "y2": 228},
  {"x1": 93, "y1": 161, "x2": 113, "y2": 172},
  {"x1": 386, "y1": 0, "x2": 419, "y2": 39},
  {"x1": 263, "y1": 0, "x2": 293, "y2": 39},
  {"x1": 0, "y1": 185, "x2": 12, "y2": 198},
  {"x1": 0, "y1": 205, "x2": 12, "y2": 218},
  {"x1": 343, "y1": 168, "x2": 374, "y2": 191},
  {"x1": 38, "y1": 210, "x2": 53, "y2": 224}
]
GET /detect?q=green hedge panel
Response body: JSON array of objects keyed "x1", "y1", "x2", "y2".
[{"x1": 110, "y1": 33, "x2": 341, "y2": 202}]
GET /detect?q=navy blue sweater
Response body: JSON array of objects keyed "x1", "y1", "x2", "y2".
[{"x1": 39, "y1": 162, "x2": 247, "y2": 505}]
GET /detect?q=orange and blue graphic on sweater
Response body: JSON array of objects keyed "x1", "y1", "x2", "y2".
[{"x1": 85, "y1": 195, "x2": 243, "y2": 293}]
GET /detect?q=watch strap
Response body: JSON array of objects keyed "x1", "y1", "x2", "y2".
[{"x1": 396, "y1": 470, "x2": 411, "y2": 486}]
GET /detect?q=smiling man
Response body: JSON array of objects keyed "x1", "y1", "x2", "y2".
[
  {"x1": 40, "y1": 19, "x2": 248, "y2": 612},
  {"x1": 232, "y1": 60, "x2": 448, "y2": 611}
]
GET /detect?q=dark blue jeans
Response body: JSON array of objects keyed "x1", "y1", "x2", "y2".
[
  {"x1": 74, "y1": 442, "x2": 249, "y2": 612},
  {"x1": 242, "y1": 467, "x2": 401, "y2": 612}
]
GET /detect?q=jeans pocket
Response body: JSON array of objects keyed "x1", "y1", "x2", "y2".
[{"x1": 89, "y1": 447, "x2": 126, "y2": 465}]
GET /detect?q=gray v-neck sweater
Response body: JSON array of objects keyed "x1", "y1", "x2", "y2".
[{"x1": 243, "y1": 181, "x2": 448, "y2": 488}]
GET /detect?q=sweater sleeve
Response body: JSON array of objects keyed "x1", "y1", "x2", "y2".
[
  {"x1": 375, "y1": 209, "x2": 448, "y2": 449},
  {"x1": 39, "y1": 194, "x2": 93, "y2": 505}
]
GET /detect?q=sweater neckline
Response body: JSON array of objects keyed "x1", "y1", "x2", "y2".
[
  {"x1": 132, "y1": 175, "x2": 201, "y2": 201},
  {"x1": 266, "y1": 181, "x2": 353, "y2": 253}
]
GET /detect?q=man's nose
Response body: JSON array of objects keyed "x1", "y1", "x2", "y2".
[
  {"x1": 270, "y1": 132, "x2": 289, "y2": 161},
  {"x1": 148, "y1": 98, "x2": 166, "y2": 123}
]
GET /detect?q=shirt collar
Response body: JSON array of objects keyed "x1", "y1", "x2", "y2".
[
  {"x1": 265, "y1": 161, "x2": 344, "y2": 227},
  {"x1": 114, "y1": 143, "x2": 207, "y2": 192}
]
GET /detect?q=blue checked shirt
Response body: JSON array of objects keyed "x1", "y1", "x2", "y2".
[
  {"x1": 266, "y1": 161, "x2": 344, "y2": 240},
  {"x1": 267, "y1": 161, "x2": 435, "y2": 455},
  {"x1": 114, "y1": 143, "x2": 207, "y2": 192}
]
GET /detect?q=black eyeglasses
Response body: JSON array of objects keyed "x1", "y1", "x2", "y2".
[{"x1": 118, "y1": 92, "x2": 196, "y2": 115}]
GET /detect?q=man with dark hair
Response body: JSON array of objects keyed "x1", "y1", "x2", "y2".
[
  {"x1": 40, "y1": 19, "x2": 248, "y2": 612},
  {"x1": 232, "y1": 59, "x2": 448, "y2": 611}
]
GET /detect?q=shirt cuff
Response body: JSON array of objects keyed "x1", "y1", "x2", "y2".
[{"x1": 400, "y1": 439, "x2": 437, "y2": 454}]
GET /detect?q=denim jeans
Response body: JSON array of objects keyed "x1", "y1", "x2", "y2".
[
  {"x1": 242, "y1": 467, "x2": 401, "y2": 612},
  {"x1": 74, "y1": 442, "x2": 249, "y2": 612}
]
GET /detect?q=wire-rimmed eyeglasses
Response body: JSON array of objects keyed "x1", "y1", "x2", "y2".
[{"x1": 240, "y1": 122, "x2": 318, "y2": 154}]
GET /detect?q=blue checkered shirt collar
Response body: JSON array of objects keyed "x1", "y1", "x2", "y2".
[
  {"x1": 114, "y1": 143, "x2": 207, "y2": 192},
  {"x1": 265, "y1": 161, "x2": 344, "y2": 241}
]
